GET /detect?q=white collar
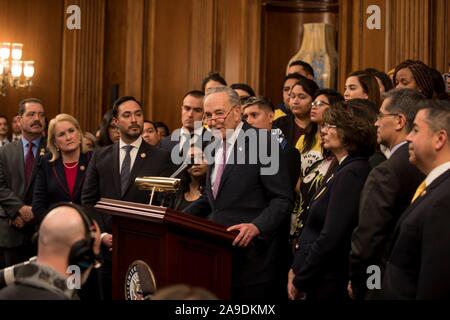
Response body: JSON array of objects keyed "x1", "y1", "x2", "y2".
[
  {"x1": 390, "y1": 140, "x2": 408, "y2": 156},
  {"x1": 425, "y1": 161, "x2": 450, "y2": 187},
  {"x1": 119, "y1": 136, "x2": 142, "y2": 150}
]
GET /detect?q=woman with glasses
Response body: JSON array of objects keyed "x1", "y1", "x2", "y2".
[
  {"x1": 288, "y1": 102, "x2": 376, "y2": 301},
  {"x1": 96, "y1": 109, "x2": 120, "y2": 147},
  {"x1": 290, "y1": 89, "x2": 344, "y2": 248}
]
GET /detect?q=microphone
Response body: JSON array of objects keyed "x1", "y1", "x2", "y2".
[{"x1": 0, "y1": 256, "x2": 37, "y2": 289}]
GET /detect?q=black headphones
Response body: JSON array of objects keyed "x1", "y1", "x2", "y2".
[{"x1": 35, "y1": 202, "x2": 100, "y2": 272}]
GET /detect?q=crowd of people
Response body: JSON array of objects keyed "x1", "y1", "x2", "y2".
[{"x1": 0, "y1": 58, "x2": 449, "y2": 300}]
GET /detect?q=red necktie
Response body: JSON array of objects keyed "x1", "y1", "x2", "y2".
[{"x1": 24, "y1": 142, "x2": 35, "y2": 185}]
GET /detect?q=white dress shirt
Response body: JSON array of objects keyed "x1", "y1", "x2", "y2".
[
  {"x1": 425, "y1": 161, "x2": 450, "y2": 187},
  {"x1": 211, "y1": 121, "x2": 244, "y2": 186},
  {"x1": 119, "y1": 136, "x2": 142, "y2": 173}
]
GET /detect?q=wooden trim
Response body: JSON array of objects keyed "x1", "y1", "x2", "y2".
[
  {"x1": 95, "y1": 198, "x2": 236, "y2": 242},
  {"x1": 265, "y1": 0, "x2": 339, "y2": 13}
]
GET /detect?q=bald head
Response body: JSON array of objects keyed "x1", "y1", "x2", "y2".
[{"x1": 39, "y1": 206, "x2": 86, "y2": 256}]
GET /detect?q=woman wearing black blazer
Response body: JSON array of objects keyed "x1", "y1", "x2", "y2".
[
  {"x1": 288, "y1": 102, "x2": 377, "y2": 300},
  {"x1": 33, "y1": 113, "x2": 92, "y2": 222}
]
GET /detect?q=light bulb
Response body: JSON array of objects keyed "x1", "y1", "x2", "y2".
[
  {"x1": 11, "y1": 60, "x2": 22, "y2": 78},
  {"x1": 23, "y1": 61, "x2": 35, "y2": 78},
  {"x1": 11, "y1": 43, "x2": 23, "y2": 60},
  {"x1": 0, "y1": 43, "x2": 10, "y2": 60}
]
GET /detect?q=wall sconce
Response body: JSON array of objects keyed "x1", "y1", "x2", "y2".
[{"x1": 0, "y1": 42, "x2": 35, "y2": 96}]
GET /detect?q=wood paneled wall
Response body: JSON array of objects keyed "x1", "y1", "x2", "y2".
[
  {"x1": 1, "y1": 0, "x2": 449, "y2": 136},
  {"x1": 0, "y1": 0, "x2": 63, "y2": 129},
  {"x1": 338, "y1": 0, "x2": 450, "y2": 90},
  {"x1": 143, "y1": 0, "x2": 262, "y2": 132},
  {"x1": 61, "y1": 0, "x2": 105, "y2": 133}
]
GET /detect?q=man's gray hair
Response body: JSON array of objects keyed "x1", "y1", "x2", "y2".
[
  {"x1": 205, "y1": 86, "x2": 240, "y2": 107},
  {"x1": 382, "y1": 88, "x2": 426, "y2": 132}
]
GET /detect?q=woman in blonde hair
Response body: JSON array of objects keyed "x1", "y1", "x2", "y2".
[{"x1": 32, "y1": 113, "x2": 92, "y2": 223}]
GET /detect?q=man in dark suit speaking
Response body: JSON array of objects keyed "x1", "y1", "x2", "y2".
[
  {"x1": 184, "y1": 87, "x2": 293, "y2": 300},
  {"x1": 82, "y1": 96, "x2": 172, "y2": 298},
  {"x1": 382, "y1": 99, "x2": 450, "y2": 299}
]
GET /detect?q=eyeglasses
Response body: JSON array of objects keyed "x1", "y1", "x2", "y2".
[
  {"x1": 377, "y1": 112, "x2": 400, "y2": 120},
  {"x1": 311, "y1": 100, "x2": 330, "y2": 109},
  {"x1": 203, "y1": 105, "x2": 237, "y2": 123},
  {"x1": 322, "y1": 123, "x2": 337, "y2": 130}
]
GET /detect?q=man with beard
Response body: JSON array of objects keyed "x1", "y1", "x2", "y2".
[
  {"x1": 0, "y1": 98, "x2": 47, "y2": 268},
  {"x1": 82, "y1": 96, "x2": 172, "y2": 299}
]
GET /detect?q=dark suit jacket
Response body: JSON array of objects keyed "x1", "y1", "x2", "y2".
[
  {"x1": 32, "y1": 152, "x2": 92, "y2": 223},
  {"x1": 292, "y1": 155, "x2": 370, "y2": 300},
  {"x1": 350, "y1": 143, "x2": 425, "y2": 298},
  {"x1": 273, "y1": 114, "x2": 297, "y2": 148},
  {"x1": 81, "y1": 141, "x2": 173, "y2": 233},
  {"x1": 382, "y1": 168, "x2": 450, "y2": 299},
  {"x1": 184, "y1": 122, "x2": 294, "y2": 287},
  {"x1": 0, "y1": 139, "x2": 46, "y2": 248}
]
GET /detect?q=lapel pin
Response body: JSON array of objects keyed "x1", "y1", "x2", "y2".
[
  {"x1": 80, "y1": 165, "x2": 86, "y2": 172},
  {"x1": 140, "y1": 153, "x2": 146, "y2": 159},
  {"x1": 39, "y1": 148, "x2": 45, "y2": 156}
]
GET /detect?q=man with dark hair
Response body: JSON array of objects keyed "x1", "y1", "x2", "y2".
[
  {"x1": 382, "y1": 99, "x2": 450, "y2": 299},
  {"x1": 0, "y1": 98, "x2": 47, "y2": 268},
  {"x1": 201, "y1": 72, "x2": 227, "y2": 93},
  {"x1": 160, "y1": 90, "x2": 208, "y2": 165},
  {"x1": 243, "y1": 95, "x2": 300, "y2": 200},
  {"x1": 288, "y1": 60, "x2": 315, "y2": 80},
  {"x1": 274, "y1": 73, "x2": 306, "y2": 120},
  {"x1": 82, "y1": 95, "x2": 172, "y2": 299},
  {"x1": 0, "y1": 116, "x2": 9, "y2": 147},
  {"x1": 10, "y1": 115, "x2": 22, "y2": 142},
  {"x1": 349, "y1": 89, "x2": 426, "y2": 299}
]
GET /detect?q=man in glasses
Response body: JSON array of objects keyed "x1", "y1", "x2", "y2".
[
  {"x1": 184, "y1": 87, "x2": 293, "y2": 300},
  {"x1": 349, "y1": 88, "x2": 426, "y2": 299}
]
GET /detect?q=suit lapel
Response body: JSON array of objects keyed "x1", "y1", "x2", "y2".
[
  {"x1": 111, "y1": 143, "x2": 121, "y2": 196},
  {"x1": 215, "y1": 125, "x2": 250, "y2": 198},
  {"x1": 392, "y1": 169, "x2": 450, "y2": 243},
  {"x1": 15, "y1": 141, "x2": 26, "y2": 186},
  {"x1": 26, "y1": 138, "x2": 47, "y2": 193},
  {"x1": 52, "y1": 158, "x2": 71, "y2": 198},
  {"x1": 72, "y1": 152, "x2": 91, "y2": 198}
]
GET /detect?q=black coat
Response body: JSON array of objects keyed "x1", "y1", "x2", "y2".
[
  {"x1": 184, "y1": 122, "x2": 294, "y2": 288},
  {"x1": 292, "y1": 155, "x2": 370, "y2": 300},
  {"x1": 350, "y1": 144, "x2": 425, "y2": 298},
  {"x1": 382, "y1": 168, "x2": 450, "y2": 299},
  {"x1": 81, "y1": 141, "x2": 173, "y2": 233},
  {"x1": 32, "y1": 152, "x2": 92, "y2": 223}
]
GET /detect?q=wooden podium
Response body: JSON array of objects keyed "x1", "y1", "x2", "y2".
[{"x1": 95, "y1": 198, "x2": 235, "y2": 300}]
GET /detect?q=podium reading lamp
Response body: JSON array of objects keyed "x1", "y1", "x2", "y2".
[
  {"x1": 135, "y1": 176, "x2": 180, "y2": 205},
  {"x1": 135, "y1": 161, "x2": 191, "y2": 205}
]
